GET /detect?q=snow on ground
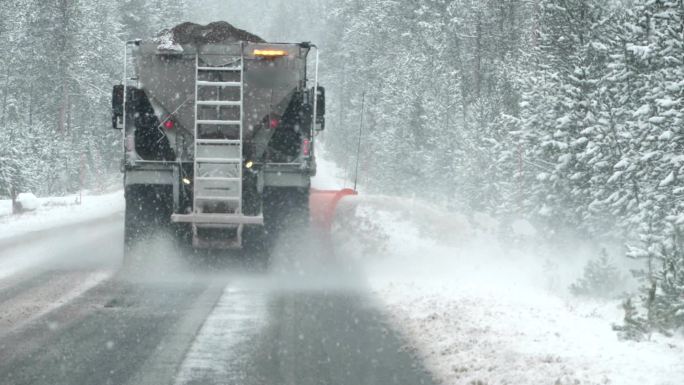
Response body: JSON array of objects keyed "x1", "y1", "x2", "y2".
[
  {"x1": 332, "y1": 197, "x2": 684, "y2": 385},
  {"x1": 311, "y1": 143, "x2": 351, "y2": 191},
  {"x1": 15, "y1": 193, "x2": 39, "y2": 212},
  {"x1": 0, "y1": 190, "x2": 124, "y2": 242}
]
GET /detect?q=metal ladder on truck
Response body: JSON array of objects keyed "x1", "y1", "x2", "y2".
[{"x1": 173, "y1": 45, "x2": 263, "y2": 248}]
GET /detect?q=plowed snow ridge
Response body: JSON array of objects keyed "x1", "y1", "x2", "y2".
[
  {"x1": 0, "y1": 191, "x2": 123, "y2": 242},
  {"x1": 332, "y1": 195, "x2": 684, "y2": 385}
]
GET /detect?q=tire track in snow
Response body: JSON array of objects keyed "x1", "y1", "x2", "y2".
[
  {"x1": 174, "y1": 281, "x2": 268, "y2": 385},
  {"x1": 0, "y1": 270, "x2": 111, "y2": 338}
]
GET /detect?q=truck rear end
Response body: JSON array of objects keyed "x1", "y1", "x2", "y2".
[{"x1": 112, "y1": 22, "x2": 325, "y2": 258}]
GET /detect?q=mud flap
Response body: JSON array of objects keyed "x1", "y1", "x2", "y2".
[{"x1": 123, "y1": 184, "x2": 174, "y2": 268}]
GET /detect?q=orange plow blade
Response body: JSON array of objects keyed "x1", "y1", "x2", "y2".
[{"x1": 309, "y1": 188, "x2": 358, "y2": 232}]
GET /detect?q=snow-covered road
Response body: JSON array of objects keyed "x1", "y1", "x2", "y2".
[{"x1": 0, "y1": 187, "x2": 436, "y2": 385}]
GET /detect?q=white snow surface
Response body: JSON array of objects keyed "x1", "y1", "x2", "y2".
[
  {"x1": 0, "y1": 190, "x2": 124, "y2": 241},
  {"x1": 15, "y1": 193, "x2": 39, "y2": 211},
  {"x1": 311, "y1": 145, "x2": 350, "y2": 190},
  {"x1": 331, "y1": 196, "x2": 684, "y2": 385},
  {"x1": 155, "y1": 30, "x2": 184, "y2": 52}
]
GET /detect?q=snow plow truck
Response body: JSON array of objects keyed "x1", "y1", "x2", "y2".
[{"x1": 112, "y1": 22, "x2": 345, "y2": 260}]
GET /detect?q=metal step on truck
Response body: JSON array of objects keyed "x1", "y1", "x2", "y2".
[{"x1": 111, "y1": 22, "x2": 327, "y2": 262}]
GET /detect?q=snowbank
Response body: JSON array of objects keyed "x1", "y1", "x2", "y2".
[
  {"x1": 0, "y1": 190, "x2": 124, "y2": 241},
  {"x1": 332, "y1": 197, "x2": 684, "y2": 385},
  {"x1": 15, "y1": 193, "x2": 39, "y2": 212}
]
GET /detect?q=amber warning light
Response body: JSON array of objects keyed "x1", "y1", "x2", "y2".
[{"x1": 253, "y1": 49, "x2": 288, "y2": 58}]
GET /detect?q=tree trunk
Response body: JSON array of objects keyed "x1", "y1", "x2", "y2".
[
  {"x1": 10, "y1": 186, "x2": 18, "y2": 215},
  {"x1": 1, "y1": 64, "x2": 10, "y2": 123}
]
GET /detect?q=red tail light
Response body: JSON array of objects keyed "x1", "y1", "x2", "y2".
[
  {"x1": 163, "y1": 119, "x2": 175, "y2": 129},
  {"x1": 269, "y1": 118, "x2": 280, "y2": 129},
  {"x1": 302, "y1": 138, "x2": 311, "y2": 156}
]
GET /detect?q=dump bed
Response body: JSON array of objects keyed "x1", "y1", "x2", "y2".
[{"x1": 132, "y1": 22, "x2": 311, "y2": 146}]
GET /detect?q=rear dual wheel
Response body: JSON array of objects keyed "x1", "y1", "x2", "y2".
[{"x1": 123, "y1": 184, "x2": 309, "y2": 268}]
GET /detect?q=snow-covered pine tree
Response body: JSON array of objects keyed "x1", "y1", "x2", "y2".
[{"x1": 618, "y1": 0, "x2": 684, "y2": 336}]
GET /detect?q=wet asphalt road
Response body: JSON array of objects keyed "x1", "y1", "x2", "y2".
[{"x1": 0, "y1": 215, "x2": 435, "y2": 385}]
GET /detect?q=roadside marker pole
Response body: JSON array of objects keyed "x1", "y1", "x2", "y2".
[
  {"x1": 353, "y1": 91, "x2": 366, "y2": 191},
  {"x1": 79, "y1": 153, "x2": 85, "y2": 205}
]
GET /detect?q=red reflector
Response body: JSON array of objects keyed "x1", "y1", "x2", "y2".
[
  {"x1": 163, "y1": 120, "x2": 174, "y2": 129},
  {"x1": 302, "y1": 139, "x2": 311, "y2": 156},
  {"x1": 269, "y1": 118, "x2": 280, "y2": 129}
]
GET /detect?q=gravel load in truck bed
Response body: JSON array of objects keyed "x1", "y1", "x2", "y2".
[{"x1": 159, "y1": 21, "x2": 265, "y2": 46}]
